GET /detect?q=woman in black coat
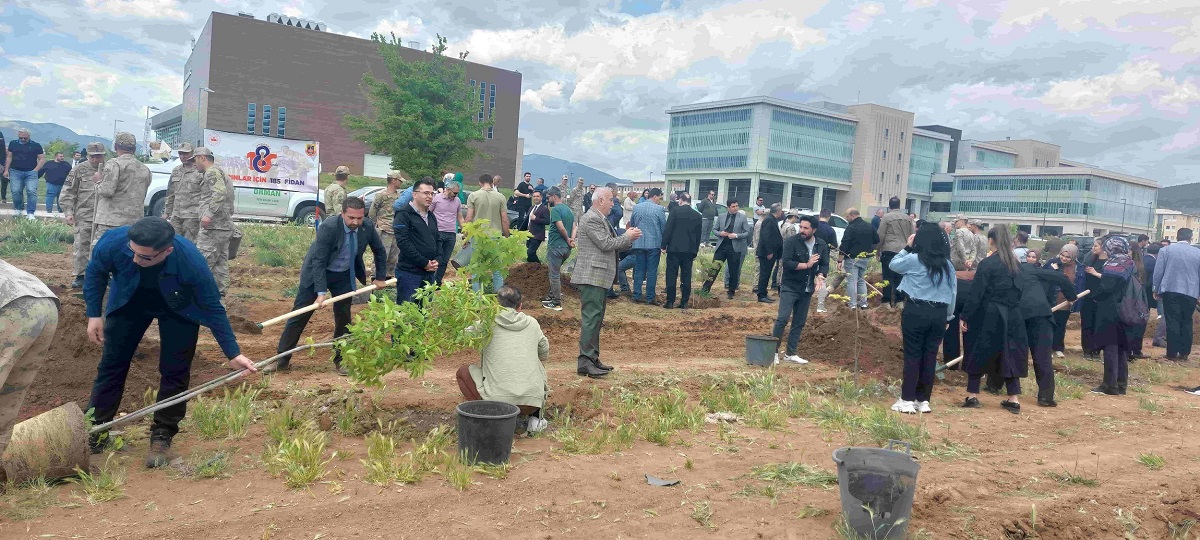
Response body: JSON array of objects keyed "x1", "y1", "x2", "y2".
[
  {"x1": 960, "y1": 225, "x2": 1030, "y2": 413},
  {"x1": 1078, "y1": 241, "x2": 1106, "y2": 359},
  {"x1": 1085, "y1": 235, "x2": 1134, "y2": 396}
]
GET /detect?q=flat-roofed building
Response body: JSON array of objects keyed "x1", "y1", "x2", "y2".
[{"x1": 1156, "y1": 209, "x2": 1200, "y2": 242}]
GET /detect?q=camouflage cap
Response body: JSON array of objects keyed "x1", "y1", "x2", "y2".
[
  {"x1": 386, "y1": 169, "x2": 402, "y2": 179},
  {"x1": 114, "y1": 132, "x2": 136, "y2": 147},
  {"x1": 192, "y1": 146, "x2": 214, "y2": 158},
  {"x1": 176, "y1": 142, "x2": 195, "y2": 154},
  {"x1": 86, "y1": 142, "x2": 106, "y2": 155},
  {"x1": 335, "y1": 165, "x2": 350, "y2": 175},
  {"x1": 968, "y1": 218, "x2": 984, "y2": 227}
]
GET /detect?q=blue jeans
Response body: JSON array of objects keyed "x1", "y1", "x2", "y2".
[
  {"x1": 397, "y1": 270, "x2": 434, "y2": 304},
  {"x1": 631, "y1": 249, "x2": 661, "y2": 302},
  {"x1": 470, "y1": 270, "x2": 504, "y2": 293},
  {"x1": 9, "y1": 169, "x2": 38, "y2": 214},
  {"x1": 614, "y1": 253, "x2": 635, "y2": 291},
  {"x1": 845, "y1": 258, "x2": 869, "y2": 307},
  {"x1": 45, "y1": 183, "x2": 64, "y2": 213}
]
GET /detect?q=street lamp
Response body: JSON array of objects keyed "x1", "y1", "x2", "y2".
[
  {"x1": 143, "y1": 105, "x2": 160, "y2": 158},
  {"x1": 112, "y1": 119, "x2": 124, "y2": 146},
  {"x1": 1120, "y1": 198, "x2": 1127, "y2": 233}
]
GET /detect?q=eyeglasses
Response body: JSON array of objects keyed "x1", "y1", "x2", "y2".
[
  {"x1": 129, "y1": 242, "x2": 168, "y2": 261},
  {"x1": 415, "y1": 190, "x2": 435, "y2": 196}
]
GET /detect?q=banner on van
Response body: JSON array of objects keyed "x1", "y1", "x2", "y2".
[{"x1": 202, "y1": 130, "x2": 319, "y2": 194}]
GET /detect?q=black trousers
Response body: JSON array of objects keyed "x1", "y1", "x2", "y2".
[
  {"x1": 716, "y1": 250, "x2": 745, "y2": 292},
  {"x1": 1161, "y1": 292, "x2": 1197, "y2": 358},
  {"x1": 942, "y1": 311, "x2": 962, "y2": 364},
  {"x1": 901, "y1": 302, "x2": 946, "y2": 402},
  {"x1": 0, "y1": 172, "x2": 7, "y2": 201},
  {"x1": 434, "y1": 231, "x2": 456, "y2": 284},
  {"x1": 880, "y1": 251, "x2": 903, "y2": 304},
  {"x1": 755, "y1": 256, "x2": 777, "y2": 298},
  {"x1": 277, "y1": 271, "x2": 354, "y2": 367},
  {"x1": 1101, "y1": 344, "x2": 1129, "y2": 390},
  {"x1": 664, "y1": 252, "x2": 694, "y2": 307},
  {"x1": 968, "y1": 373, "x2": 1020, "y2": 396},
  {"x1": 1027, "y1": 316, "x2": 1055, "y2": 402},
  {"x1": 1080, "y1": 299, "x2": 1098, "y2": 354},
  {"x1": 1051, "y1": 310, "x2": 1070, "y2": 353},
  {"x1": 88, "y1": 302, "x2": 199, "y2": 438},
  {"x1": 526, "y1": 237, "x2": 543, "y2": 263}
]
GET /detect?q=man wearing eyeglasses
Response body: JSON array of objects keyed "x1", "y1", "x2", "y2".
[
  {"x1": 83, "y1": 217, "x2": 256, "y2": 468},
  {"x1": 393, "y1": 177, "x2": 440, "y2": 303}
]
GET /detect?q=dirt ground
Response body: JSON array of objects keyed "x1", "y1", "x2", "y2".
[{"x1": 4, "y1": 248, "x2": 1200, "y2": 540}]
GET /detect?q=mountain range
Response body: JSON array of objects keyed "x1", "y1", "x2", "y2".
[
  {"x1": 0, "y1": 121, "x2": 122, "y2": 153},
  {"x1": 1158, "y1": 182, "x2": 1200, "y2": 215},
  {"x1": 521, "y1": 153, "x2": 631, "y2": 187}
]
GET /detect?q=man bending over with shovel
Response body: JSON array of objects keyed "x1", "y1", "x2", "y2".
[{"x1": 85, "y1": 217, "x2": 256, "y2": 467}]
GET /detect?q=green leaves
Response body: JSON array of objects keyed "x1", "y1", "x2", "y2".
[
  {"x1": 459, "y1": 220, "x2": 531, "y2": 286},
  {"x1": 337, "y1": 280, "x2": 502, "y2": 386}
]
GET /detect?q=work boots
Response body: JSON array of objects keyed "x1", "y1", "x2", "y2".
[
  {"x1": 70, "y1": 275, "x2": 84, "y2": 289},
  {"x1": 145, "y1": 432, "x2": 173, "y2": 468}
]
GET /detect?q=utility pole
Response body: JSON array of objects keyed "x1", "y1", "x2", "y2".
[
  {"x1": 112, "y1": 119, "x2": 124, "y2": 147},
  {"x1": 1120, "y1": 198, "x2": 1127, "y2": 233},
  {"x1": 143, "y1": 105, "x2": 160, "y2": 158}
]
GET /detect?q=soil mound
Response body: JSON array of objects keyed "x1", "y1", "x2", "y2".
[
  {"x1": 18, "y1": 296, "x2": 233, "y2": 421},
  {"x1": 799, "y1": 303, "x2": 904, "y2": 378},
  {"x1": 504, "y1": 262, "x2": 579, "y2": 301}
]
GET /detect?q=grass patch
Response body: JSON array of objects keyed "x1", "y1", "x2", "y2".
[
  {"x1": 1048, "y1": 465, "x2": 1100, "y2": 487},
  {"x1": 1, "y1": 476, "x2": 58, "y2": 520},
  {"x1": 1138, "y1": 396, "x2": 1163, "y2": 414},
  {"x1": 925, "y1": 439, "x2": 981, "y2": 461},
  {"x1": 809, "y1": 400, "x2": 931, "y2": 450},
  {"x1": 0, "y1": 219, "x2": 73, "y2": 257},
  {"x1": 1132, "y1": 361, "x2": 1188, "y2": 385},
  {"x1": 1057, "y1": 377, "x2": 1087, "y2": 401},
  {"x1": 266, "y1": 428, "x2": 330, "y2": 489},
  {"x1": 1137, "y1": 453, "x2": 1165, "y2": 471},
  {"x1": 188, "y1": 383, "x2": 259, "y2": 439},
  {"x1": 69, "y1": 454, "x2": 126, "y2": 504},
  {"x1": 361, "y1": 431, "x2": 398, "y2": 486},
  {"x1": 690, "y1": 500, "x2": 715, "y2": 529},
  {"x1": 750, "y1": 462, "x2": 838, "y2": 488},
  {"x1": 553, "y1": 414, "x2": 635, "y2": 454},
  {"x1": 174, "y1": 449, "x2": 233, "y2": 479},
  {"x1": 242, "y1": 224, "x2": 314, "y2": 269},
  {"x1": 797, "y1": 504, "x2": 830, "y2": 519}
]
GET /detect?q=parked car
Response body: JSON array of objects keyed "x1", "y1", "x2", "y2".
[
  {"x1": 792, "y1": 210, "x2": 847, "y2": 246},
  {"x1": 144, "y1": 159, "x2": 326, "y2": 225},
  {"x1": 348, "y1": 186, "x2": 385, "y2": 210}
]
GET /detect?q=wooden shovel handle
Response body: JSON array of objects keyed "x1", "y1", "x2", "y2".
[
  {"x1": 257, "y1": 277, "x2": 398, "y2": 329},
  {"x1": 942, "y1": 289, "x2": 1091, "y2": 369}
]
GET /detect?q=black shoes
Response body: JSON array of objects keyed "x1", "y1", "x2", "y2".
[
  {"x1": 1037, "y1": 399, "x2": 1058, "y2": 407},
  {"x1": 577, "y1": 364, "x2": 608, "y2": 378},
  {"x1": 662, "y1": 302, "x2": 674, "y2": 309},
  {"x1": 1000, "y1": 401, "x2": 1021, "y2": 414},
  {"x1": 334, "y1": 362, "x2": 348, "y2": 377},
  {"x1": 1091, "y1": 385, "x2": 1120, "y2": 396},
  {"x1": 678, "y1": 303, "x2": 689, "y2": 309},
  {"x1": 632, "y1": 298, "x2": 645, "y2": 304},
  {"x1": 70, "y1": 275, "x2": 84, "y2": 289},
  {"x1": 726, "y1": 291, "x2": 735, "y2": 300},
  {"x1": 595, "y1": 360, "x2": 614, "y2": 371},
  {"x1": 145, "y1": 434, "x2": 173, "y2": 468},
  {"x1": 961, "y1": 397, "x2": 982, "y2": 408},
  {"x1": 757, "y1": 296, "x2": 775, "y2": 303}
]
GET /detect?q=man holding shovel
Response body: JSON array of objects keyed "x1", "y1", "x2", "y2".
[
  {"x1": 0, "y1": 260, "x2": 59, "y2": 466},
  {"x1": 84, "y1": 217, "x2": 256, "y2": 468}
]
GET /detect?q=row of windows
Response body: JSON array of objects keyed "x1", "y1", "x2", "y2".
[
  {"x1": 668, "y1": 130, "x2": 750, "y2": 151},
  {"x1": 910, "y1": 135, "x2": 945, "y2": 158},
  {"x1": 956, "y1": 176, "x2": 1090, "y2": 192},
  {"x1": 765, "y1": 151, "x2": 853, "y2": 182},
  {"x1": 884, "y1": 127, "x2": 905, "y2": 141},
  {"x1": 770, "y1": 109, "x2": 856, "y2": 138},
  {"x1": 972, "y1": 149, "x2": 1017, "y2": 168},
  {"x1": 928, "y1": 202, "x2": 951, "y2": 212},
  {"x1": 953, "y1": 200, "x2": 1090, "y2": 216},
  {"x1": 247, "y1": 103, "x2": 287, "y2": 137},
  {"x1": 668, "y1": 155, "x2": 749, "y2": 170},
  {"x1": 767, "y1": 131, "x2": 854, "y2": 161},
  {"x1": 671, "y1": 108, "x2": 753, "y2": 128},
  {"x1": 931, "y1": 181, "x2": 954, "y2": 192}
]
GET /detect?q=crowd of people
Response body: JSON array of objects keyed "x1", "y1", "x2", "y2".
[{"x1": 2, "y1": 158, "x2": 1199, "y2": 470}]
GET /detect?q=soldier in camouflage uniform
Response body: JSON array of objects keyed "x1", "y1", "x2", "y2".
[
  {"x1": 192, "y1": 147, "x2": 236, "y2": 296},
  {"x1": 61, "y1": 142, "x2": 106, "y2": 288},
  {"x1": 324, "y1": 165, "x2": 350, "y2": 218},
  {"x1": 367, "y1": 170, "x2": 403, "y2": 278},
  {"x1": 0, "y1": 259, "x2": 59, "y2": 458},
  {"x1": 92, "y1": 132, "x2": 151, "y2": 242},
  {"x1": 162, "y1": 142, "x2": 202, "y2": 241}
]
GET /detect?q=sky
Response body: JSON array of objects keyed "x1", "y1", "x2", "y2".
[{"x1": 1, "y1": 0, "x2": 1198, "y2": 186}]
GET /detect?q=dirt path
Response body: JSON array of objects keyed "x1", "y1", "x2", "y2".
[{"x1": 4, "y1": 251, "x2": 1200, "y2": 539}]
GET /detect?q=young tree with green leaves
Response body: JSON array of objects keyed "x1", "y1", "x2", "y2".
[
  {"x1": 44, "y1": 138, "x2": 79, "y2": 159},
  {"x1": 344, "y1": 33, "x2": 491, "y2": 180}
]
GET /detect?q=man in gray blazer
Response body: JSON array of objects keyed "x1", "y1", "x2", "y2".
[
  {"x1": 570, "y1": 187, "x2": 641, "y2": 377},
  {"x1": 272, "y1": 196, "x2": 388, "y2": 375},
  {"x1": 702, "y1": 200, "x2": 753, "y2": 299}
]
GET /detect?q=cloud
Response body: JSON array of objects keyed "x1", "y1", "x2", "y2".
[
  {"x1": 1039, "y1": 61, "x2": 1200, "y2": 117},
  {"x1": 81, "y1": 0, "x2": 191, "y2": 21},
  {"x1": 520, "y1": 81, "x2": 565, "y2": 112},
  {"x1": 1161, "y1": 126, "x2": 1200, "y2": 152}
]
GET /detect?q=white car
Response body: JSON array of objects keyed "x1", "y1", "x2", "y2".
[
  {"x1": 143, "y1": 158, "x2": 326, "y2": 225},
  {"x1": 791, "y1": 210, "x2": 847, "y2": 246}
]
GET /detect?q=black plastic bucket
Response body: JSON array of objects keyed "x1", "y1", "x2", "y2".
[
  {"x1": 831, "y1": 440, "x2": 921, "y2": 540},
  {"x1": 455, "y1": 400, "x2": 520, "y2": 465},
  {"x1": 745, "y1": 335, "x2": 779, "y2": 367}
]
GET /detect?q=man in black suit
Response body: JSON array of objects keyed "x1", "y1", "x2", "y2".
[
  {"x1": 661, "y1": 192, "x2": 702, "y2": 309},
  {"x1": 271, "y1": 196, "x2": 388, "y2": 375},
  {"x1": 755, "y1": 203, "x2": 784, "y2": 303}
]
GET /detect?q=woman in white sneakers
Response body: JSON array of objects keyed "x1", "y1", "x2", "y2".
[{"x1": 889, "y1": 222, "x2": 957, "y2": 414}]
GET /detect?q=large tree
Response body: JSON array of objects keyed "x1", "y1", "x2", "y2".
[
  {"x1": 344, "y1": 34, "x2": 492, "y2": 180},
  {"x1": 44, "y1": 138, "x2": 79, "y2": 159}
]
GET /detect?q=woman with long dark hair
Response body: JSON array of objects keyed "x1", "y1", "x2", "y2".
[
  {"x1": 1086, "y1": 235, "x2": 1134, "y2": 395},
  {"x1": 1043, "y1": 244, "x2": 1078, "y2": 358},
  {"x1": 961, "y1": 225, "x2": 1030, "y2": 413},
  {"x1": 888, "y1": 222, "x2": 957, "y2": 413},
  {"x1": 1079, "y1": 241, "x2": 1106, "y2": 359}
]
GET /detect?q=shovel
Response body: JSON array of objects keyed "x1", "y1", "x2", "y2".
[
  {"x1": 935, "y1": 289, "x2": 1090, "y2": 379},
  {"x1": 256, "y1": 277, "x2": 397, "y2": 330},
  {"x1": 0, "y1": 341, "x2": 336, "y2": 484}
]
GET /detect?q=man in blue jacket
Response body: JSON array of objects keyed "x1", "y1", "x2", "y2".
[{"x1": 84, "y1": 217, "x2": 256, "y2": 468}]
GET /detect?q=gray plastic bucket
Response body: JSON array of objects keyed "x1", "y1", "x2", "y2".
[
  {"x1": 456, "y1": 400, "x2": 520, "y2": 465},
  {"x1": 831, "y1": 440, "x2": 921, "y2": 540},
  {"x1": 745, "y1": 335, "x2": 778, "y2": 367}
]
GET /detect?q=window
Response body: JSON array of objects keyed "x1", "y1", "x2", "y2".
[
  {"x1": 478, "y1": 81, "x2": 486, "y2": 122},
  {"x1": 976, "y1": 150, "x2": 984, "y2": 162},
  {"x1": 262, "y1": 105, "x2": 272, "y2": 136},
  {"x1": 880, "y1": 172, "x2": 884, "y2": 180},
  {"x1": 885, "y1": 128, "x2": 889, "y2": 138},
  {"x1": 931, "y1": 181, "x2": 954, "y2": 192},
  {"x1": 247, "y1": 103, "x2": 256, "y2": 134},
  {"x1": 929, "y1": 202, "x2": 951, "y2": 212},
  {"x1": 898, "y1": 152, "x2": 902, "y2": 162},
  {"x1": 896, "y1": 173, "x2": 900, "y2": 184},
  {"x1": 1035, "y1": 159, "x2": 1039, "y2": 166},
  {"x1": 487, "y1": 126, "x2": 493, "y2": 139},
  {"x1": 277, "y1": 107, "x2": 286, "y2": 137},
  {"x1": 671, "y1": 108, "x2": 753, "y2": 128},
  {"x1": 883, "y1": 150, "x2": 887, "y2": 160},
  {"x1": 900, "y1": 131, "x2": 905, "y2": 141},
  {"x1": 791, "y1": 184, "x2": 816, "y2": 210}
]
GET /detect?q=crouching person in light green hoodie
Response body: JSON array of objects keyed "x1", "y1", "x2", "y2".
[{"x1": 456, "y1": 286, "x2": 552, "y2": 433}]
